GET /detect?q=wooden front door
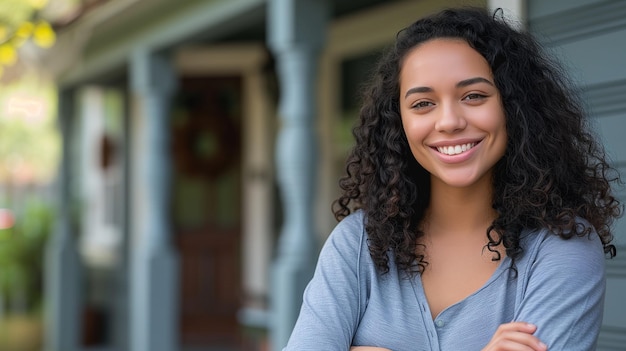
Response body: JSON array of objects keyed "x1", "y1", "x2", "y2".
[{"x1": 172, "y1": 76, "x2": 243, "y2": 348}]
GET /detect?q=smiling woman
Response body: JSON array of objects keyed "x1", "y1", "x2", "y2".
[
  {"x1": 283, "y1": 6, "x2": 623, "y2": 351},
  {"x1": 397, "y1": 38, "x2": 509, "y2": 319}
]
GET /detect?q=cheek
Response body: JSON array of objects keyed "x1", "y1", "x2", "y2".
[
  {"x1": 478, "y1": 106, "x2": 507, "y2": 138},
  {"x1": 402, "y1": 120, "x2": 425, "y2": 147},
  {"x1": 492, "y1": 116, "x2": 508, "y2": 156},
  {"x1": 402, "y1": 121, "x2": 432, "y2": 162},
  {"x1": 401, "y1": 112, "x2": 426, "y2": 138},
  {"x1": 400, "y1": 115, "x2": 413, "y2": 143}
]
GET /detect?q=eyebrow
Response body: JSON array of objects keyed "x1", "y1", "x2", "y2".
[
  {"x1": 404, "y1": 76, "x2": 494, "y2": 99},
  {"x1": 456, "y1": 77, "x2": 494, "y2": 88}
]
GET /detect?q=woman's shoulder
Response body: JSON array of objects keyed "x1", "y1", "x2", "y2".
[
  {"x1": 336, "y1": 210, "x2": 366, "y2": 229},
  {"x1": 523, "y1": 217, "x2": 602, "y2": 248},
  {"x1": 315, "y1": 210, "x2": 376, "y2": 285},
  {"x1": 519, "y1": 217, "x2": 605, "y2": 268},
  {"x1": 325, "y1": 210, "x2": 367, "y2": 252}
]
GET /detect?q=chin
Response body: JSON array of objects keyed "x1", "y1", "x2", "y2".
[{"x1": 436, "y1": 172, "x2": 489, "y2": 189}]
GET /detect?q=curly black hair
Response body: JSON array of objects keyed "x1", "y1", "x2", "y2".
[{"x1": 332, "y1": 7, "x2": 622, "y2": 275}]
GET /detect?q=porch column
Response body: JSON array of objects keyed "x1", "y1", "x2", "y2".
[
  {"x1": 129, "y1": 49, "x2": 179, "y2": 351},
  {"x1": 267, "y1": 0, "x2": 329, "y2": 349},
  {"x1": 488, "y1": 0, "x2": 526, "y2": 28},
  {"x1": 44, "y1": 89, "x2": 83, "y2": 351}
]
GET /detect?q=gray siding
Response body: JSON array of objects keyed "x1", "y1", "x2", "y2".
[{"x1": 529, "y1": 0, "x2": 626, "y2": 349}]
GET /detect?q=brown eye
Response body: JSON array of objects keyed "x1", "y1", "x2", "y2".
[
  {"x1": 412, "y1": 101, "x2": 434, "y2": 109},
  {"x1": 462, "y1": 93, "x2": 486, "y2": 101}
]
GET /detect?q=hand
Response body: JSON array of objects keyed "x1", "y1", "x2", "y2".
[
  {"x1": 482, "y1": 322, "x2": 547, "y2": 351},
  {"x1": 350, "y1": 347, "x2": 393, "y2": 351}
]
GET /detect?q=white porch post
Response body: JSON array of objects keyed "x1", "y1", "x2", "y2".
[
  {"x1": 268, "y1": 0, "x2": 329, "y2": 349},
  {"x1": 44, "y1": 89, "x2": 83, "y2": 351},
  {"x1": 488, "y1": 0, "x2": 527, "y2": 28},
  {"x1": 129, "y1": 49, "x2": 179, "y2": 351}
]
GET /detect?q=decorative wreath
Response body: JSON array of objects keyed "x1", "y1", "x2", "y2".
[{"x1": 172, "y1": 111, "x2": 240, "y2": 179}]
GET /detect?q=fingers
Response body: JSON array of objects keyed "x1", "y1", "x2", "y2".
[
  {"x1": 483, "y1": 322, "x2": 547, "y2": 351},
  {"x1": 498, "y1": 322, "x2": 538, "y2": 334}
]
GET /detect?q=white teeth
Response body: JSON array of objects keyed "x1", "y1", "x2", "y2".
[{"x1": 436, "y1": 142, "x2": 476, "y2": 156}]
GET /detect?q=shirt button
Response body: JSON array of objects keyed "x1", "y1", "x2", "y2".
[{"x1": 435, "y1": 320, "x2": 445, "y2": 328}]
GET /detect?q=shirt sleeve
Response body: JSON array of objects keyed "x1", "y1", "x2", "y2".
[
  {"x1": 514, "y1": 225, "x2": 606, "y2": 351},
  {"x1": 283, "y1": 213, "x2": 365, "y2": 351}
]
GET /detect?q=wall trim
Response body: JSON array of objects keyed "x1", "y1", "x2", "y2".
[
  {"x1": 174, "y1": 43, "x2": 267, "y2": 74},
  {"x1": 606, "y1": 246, "x2": 626, "y2": 278},
  {"x1": 598, "y1": 325, "x2": 626, "y2": 350},
  {"x1": 584, "y1": 79, "x2": 626, "y2": 117},
  {"x1": 488, "y1": 0, "x2": 526, "y2": 28},
  {"x1": 529, "y1": 1, "x2": 626, "y2": 45}
]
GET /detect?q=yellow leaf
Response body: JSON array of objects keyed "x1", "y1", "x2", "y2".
[
  {"x1": 28, "y1": 0, "x2": 49, "y2": 10},
  {"x1": 33, "y1": 22, "x2": 55, "y2": 48},
  {"x1": 0, "y1": 44, "x2": 17, "y2": 66},
  {"x1": 16, "y1": 22, "x2": 34, "y2": 40},
  {"x1": 0, "y1": 26, "x2": 7, "y2": 42}
]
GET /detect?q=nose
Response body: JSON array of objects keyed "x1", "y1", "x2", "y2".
[{"x1": 435, "y1": 101, "x2": 467, "y2": 133}]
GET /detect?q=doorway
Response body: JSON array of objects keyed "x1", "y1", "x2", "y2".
[{"x1": 172, "y1": 76, "x2": 243, "y2": 348}]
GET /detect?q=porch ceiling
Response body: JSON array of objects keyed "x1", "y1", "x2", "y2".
[
  {"x1": 332, "y1": 0, "x2": 398, "y2": 18},
  {"x1": 50, "y1": 0, "x2": 266, "y2": 87},
  {"x1": 48, "y1": 0, "x2": 402, "y2": 87},
  {"x1": 216, "y1": 0, "x2": 400, "y2": 42}
]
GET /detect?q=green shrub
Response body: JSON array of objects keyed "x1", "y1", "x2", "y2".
[{"x1": 0, "y1": 198, "x2": 53, "y2": 315}]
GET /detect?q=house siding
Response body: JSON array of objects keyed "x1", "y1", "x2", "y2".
[{"x1": 528, "y1": 0, "x2": 626, "y2": 348}]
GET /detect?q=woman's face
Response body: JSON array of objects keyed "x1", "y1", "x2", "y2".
[{"x1": 399, "y1": 38, "x2": 507, "y2": 190}]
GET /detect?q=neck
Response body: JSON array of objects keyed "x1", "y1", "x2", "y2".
[{"x1": 424, "y1": 176, "x2": 497, "y2": 237}]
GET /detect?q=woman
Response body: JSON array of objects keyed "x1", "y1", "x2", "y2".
[{"x1": 284, "y1": 7, "x2": 622, "y2": 351}]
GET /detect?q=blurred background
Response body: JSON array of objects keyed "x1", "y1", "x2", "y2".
[{"x1": 0, "y1": 0, "x2": 624, "y2": 351}]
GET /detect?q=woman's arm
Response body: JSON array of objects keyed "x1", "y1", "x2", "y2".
[
  {"x1": 283, "y1": 215, "x2": 365, "y2": 350},
  {"x1": 481, "y1": 322, "x2": 547, "y2": 351},
  {"x1": 511, "y1": 227, "x2": 606, "y2": 350}
]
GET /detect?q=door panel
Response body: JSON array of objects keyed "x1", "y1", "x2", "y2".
[{"x1": 172, "y1": 76, "x2": 243, "y2": 348}]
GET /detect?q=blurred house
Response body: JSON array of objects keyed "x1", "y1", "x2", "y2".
[{"x1": 42, "y1": 0, "x2": 625, "y2": 351}]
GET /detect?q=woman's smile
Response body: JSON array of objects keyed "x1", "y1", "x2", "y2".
[{"x1": 436, "y1": 142, "x2": 476, "y2": 156}]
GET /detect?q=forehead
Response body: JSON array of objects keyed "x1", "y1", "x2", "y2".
[{"x1": 400, "y1": 39, "x2": 492, "y2": 85}]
